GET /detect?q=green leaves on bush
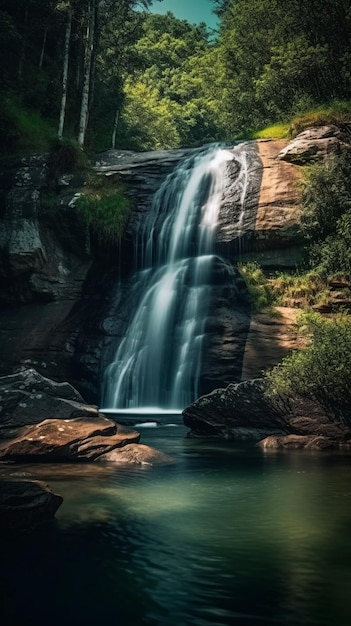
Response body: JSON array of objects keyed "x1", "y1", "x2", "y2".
[
  {"x1": 76, "y1": 178, "x2": 130, "y2": 245},
  {"x1": 301, "y1": 152, "x2": 351, "y2": 279},
  {"x1": 265, "y1": 312, "x2": 351, "y2": 411},
  {"x1": 238, "y1": 262, "x2": 276, "y2": 312}
]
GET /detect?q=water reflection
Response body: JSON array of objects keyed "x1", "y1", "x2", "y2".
[{"x1": 1, "y1": 428, "x2": 351, "y2": 626}]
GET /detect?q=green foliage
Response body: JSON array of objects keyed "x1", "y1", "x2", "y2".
[
  {"x1": 121, "y1": 12, "x2": 227, "y2": 149},
  {"x1": 75, "y1": 177, "x2": 130, "y2": 245},
  {"x1": 290, "y1": 101, "x2": 351, "y2": 137},
  {"x1": 265, "y1": 312, "x2": 351, "y2": 411},
  {"x1": 300, "y1": 151, "x2": 351, "y2": 279},
  {"x1": 271, "y1": 272, "x2": 332, "y2": 308},
  {"x1": 238, "y1": 262, "x2": 276, "y2": 312},
  {"x1": 251, "y1": 123, "x2": 290, "y2": 140},
  {"x1": 0, "y1": 92, "x2": 56, "y2": 154}
]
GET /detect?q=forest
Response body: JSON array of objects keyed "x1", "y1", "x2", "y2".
[{"x1": 0, "y1": 0, "x2": 350, "y2": 153}]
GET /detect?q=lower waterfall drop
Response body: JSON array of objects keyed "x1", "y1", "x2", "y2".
[{"x1": 102, "y1": 144, "x2": 238, "y2": 411}]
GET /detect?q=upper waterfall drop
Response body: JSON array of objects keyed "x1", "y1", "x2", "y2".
[{"x1": 101, "y1": 144, "x2": 242, "y2": 411}]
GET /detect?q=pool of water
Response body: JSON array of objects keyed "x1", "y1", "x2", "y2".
[{"x1": 1, "y1": 422, "x2": 351, "y2": 626}]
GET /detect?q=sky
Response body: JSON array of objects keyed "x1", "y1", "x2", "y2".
[{"x1": 149, "y1": 0, "x2": 218, "y2": 30}]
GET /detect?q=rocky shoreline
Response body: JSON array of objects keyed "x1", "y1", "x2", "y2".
[{"x1": 0, "y1": 368, "x2": 172, "y2": 529}]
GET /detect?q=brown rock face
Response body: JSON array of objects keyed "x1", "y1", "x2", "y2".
[
  {"x1": 277, "y1": 125, "x2": 351, "y2": 165},
  {"x1": 0, "y1": 479, "x2": 63, "y2": 529},
  {"x1": 241, "y1": 307, "x2": 303, "y2": 380},
  {"x1": 0, "y1": 417, "x2": 141, "y2": 462},
  {"x1": 254, "y1": 140, "x2": 303, "y2": 263}
]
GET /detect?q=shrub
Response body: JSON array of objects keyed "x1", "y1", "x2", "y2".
[
  {"x1": 265, "y1": 312, "x2": 351, "y2": 411},
  {"x1": 238, "y1": 262, "x2": 276, "y2": 312},
  {"x1": 290, "y1": 100, "x2": 351, "y2": 137},
  {"x1": 75, "y1": 176, "x2": 130, "y2": 245}
]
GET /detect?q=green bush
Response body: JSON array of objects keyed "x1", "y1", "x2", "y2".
[
  {"x1": 76, "y1": 177, "x2": 130, "y2": 245},
  {"x1": 300, "y1": 151, "x2": 351, "y2": 279},
  {"x1": 238, "y1": 262, "x2": 276, "y2": 312},
  {"x1": 265, "y1": 312, "x2": 351, "y2": 411},
  {"x1": 0, "y1": 92, "x2": 56, "y2": 154}
]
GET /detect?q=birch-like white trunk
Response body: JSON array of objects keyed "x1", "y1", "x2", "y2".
[
  {"x1": 58, "y1": 8, "x2": 72, "y2": 140},
  {"x1": 111, "y1": 108, "x2": 120, "y2": 149},
  {"x1": 77, "y1": 0, "x2": 96, "y2": 147}
]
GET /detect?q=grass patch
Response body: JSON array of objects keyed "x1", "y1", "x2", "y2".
[
  {"x1": 270, "y1": 271, "x2": 331, "y2": 308},
  {"x1": 251, "y1": 123, "x2": 291, "y2": 140},
  {"x1": 290, "y1": 100, "x2": 351, "y2": 137},
  {"x1": 75, "y1": 175, "x2": 130, "y2": 245},
  {"x1": 238, "y1": 262, "x2": 276, "y2": 312}
]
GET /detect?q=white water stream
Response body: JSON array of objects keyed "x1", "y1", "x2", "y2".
[{"x1": 102, "y1": 145, "x2": 238, "y2": 411}]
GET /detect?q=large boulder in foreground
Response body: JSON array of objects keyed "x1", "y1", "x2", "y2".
[
  {"x1": 0, "y1": 414, "x2": 172, "y2": 464},
  {"x1": 0, "y1": 479, "x2": 63, "y2": 529},
  {"x1": 183, "y1": 378, "x2": 351, "y2": 448},
  {"x1": 0, "y1": 368, "x2": 98, "y2": 434},
  {"x1": 0, "y1": 416, "x2": 139, "y2": 462},
  {"x1": 0, "y1": 368, "x2": 173, "y2": 465}
]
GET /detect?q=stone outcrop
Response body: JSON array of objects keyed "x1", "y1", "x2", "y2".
[
  {"x1": 0, "y1": 479, "x2": 63, "y2": 529},
  {"x1": 277, "y1": 125, "x2": 351, "y2": 165},
  {"x1": 0, "y1": 368, "x2": 172, "y2": 465},
  {"x1": 240, "y1": 307, "x2": 303, "y2": 380},
  {"x1": 0, "y1": 154, "x2": 94, "y2": 392},
  {"x1": 183, "y1": 378, "x2": 351, "y2": 447},
  {"x1": 0, "y1": 416, "x2": 140, "y2": 461},
  {"x1": 0, "y1": 368, "x2": 97, "y2": 435}
]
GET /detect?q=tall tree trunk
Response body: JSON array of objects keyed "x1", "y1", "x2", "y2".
[
  {"x1": 78, "y1": 0, "x2": 96, "y2": 147},
  {"x1": 39, "y1": 27, "x2": 48, "y2": 70},
  {"x1": 111, "y1": 109, "x2": 120, "y2": 149},
  {"x1": 58, "y1": 7, "x2": 72, "y2": 140}
]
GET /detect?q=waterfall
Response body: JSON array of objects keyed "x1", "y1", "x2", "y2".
[{"x1": 102, "y1": 144, "x2": 237, "y2": 411}]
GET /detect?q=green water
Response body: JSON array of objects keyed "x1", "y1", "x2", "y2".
[{"x1": 1, "y1": 424, "x2": 351, "y2": 626}]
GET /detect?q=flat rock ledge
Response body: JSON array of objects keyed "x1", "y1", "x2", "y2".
[
  {"x1": 0, "y1": 415, "x2": 172, "y2": 465},
  {"x1": 0, "y1": 479, "x2": 63, "y2": 530},
  {"x1": 0, "y1": 368, "x2": 172, "y2": 465},
  {"x1": 183, "y1": 378, "x2": 351, "y2": 449}
]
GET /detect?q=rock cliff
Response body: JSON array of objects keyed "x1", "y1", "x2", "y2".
[{"x1": 0, "y1": 126, "x2": 348, "y2": 402}]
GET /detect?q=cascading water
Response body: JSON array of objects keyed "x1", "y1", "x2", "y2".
[{"x1": 102, "y1": 145, "x2": 237, "y2": 411}]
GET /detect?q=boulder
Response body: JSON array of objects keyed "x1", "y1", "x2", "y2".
[
  {"x1": 0, "y1": 479, "x2": 63, "y2": 529},
  {"x1": 183, "y1": 379, "x2": 287, "y2": 439},
  {"x1": 258, "y1": 434, "x2": 337, "y2": 450},
  {"x1": 0, "y1": 368, "x2": 97, "y2": 434},
  {"x1": 277, "y1": 125, "x2": 351, "y2": 165},
  {"x1": 98, "y1": 443, "x2": 173, "y2": 465},
  {"x1": 183, "y1": 378, "x2": 351, "y2": 443},
  {"x1": 0, "y1": 416, "x2": 141, "y2": 462}
]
